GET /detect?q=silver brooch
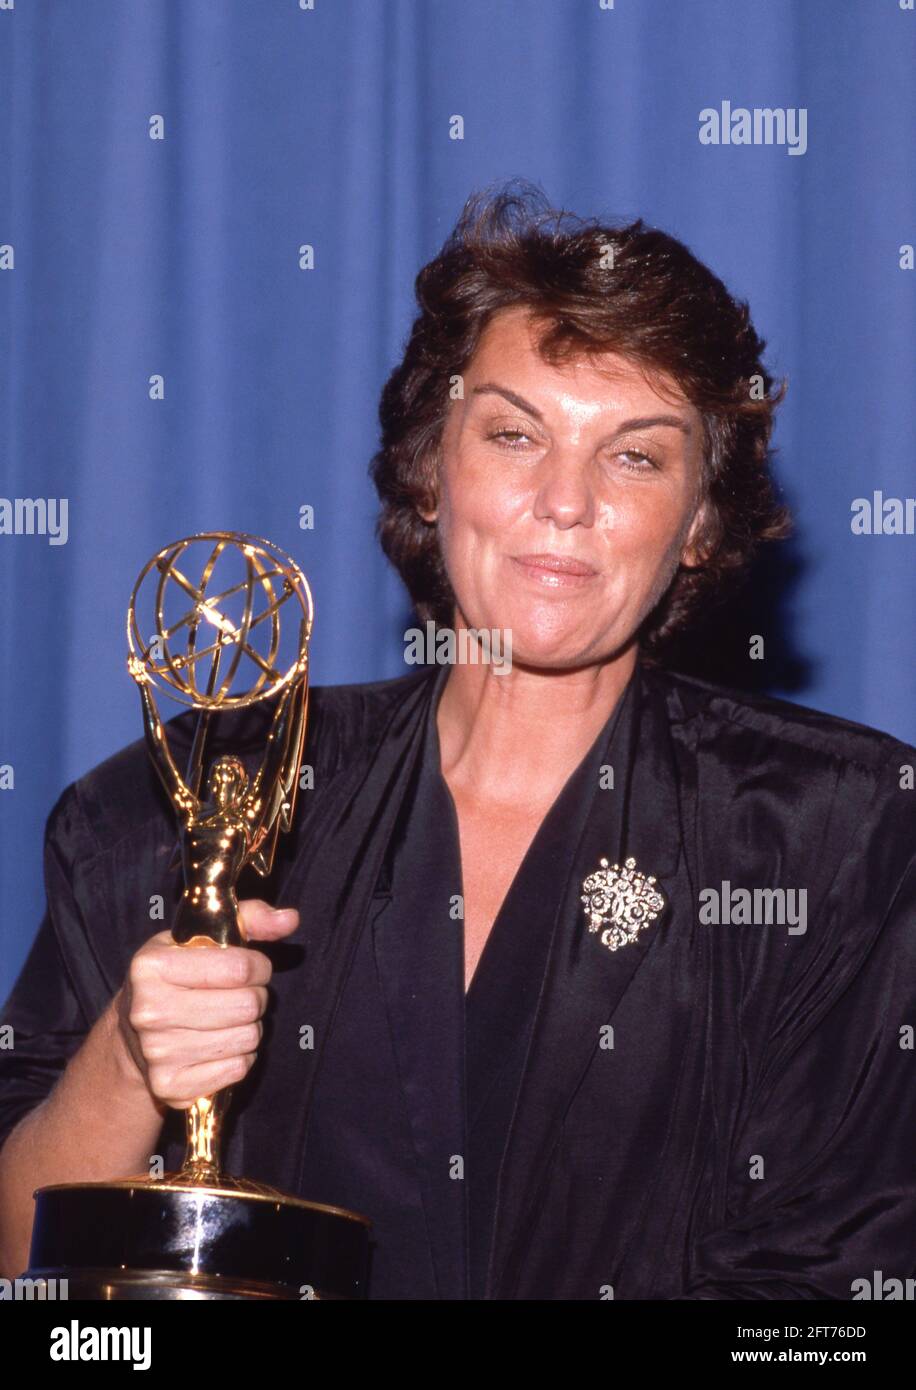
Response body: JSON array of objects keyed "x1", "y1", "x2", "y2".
[{"x1": 580, "y1": 856, "x2": 666, "y2": 952}]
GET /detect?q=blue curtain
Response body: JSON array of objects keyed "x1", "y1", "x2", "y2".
[{"x1": 2, "y1": 0, "x2": 914, "y2": 994}]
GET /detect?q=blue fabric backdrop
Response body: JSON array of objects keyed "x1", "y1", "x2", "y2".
[{"x1": 1, "y1": 0, "x2": 914, "y2": 995}]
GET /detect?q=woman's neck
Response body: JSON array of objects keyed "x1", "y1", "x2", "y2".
[{"x1": 435, "y1": 643, "x2": 639, "y2": 809}]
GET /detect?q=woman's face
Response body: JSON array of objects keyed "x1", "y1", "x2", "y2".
[{"x1": 428, "y1": 305, "x2": 707, "y2": 670}]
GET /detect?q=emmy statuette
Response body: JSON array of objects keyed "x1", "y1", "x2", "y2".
[{"x1": 20, "y1": 533, "x2": 371, "y2": 1300}]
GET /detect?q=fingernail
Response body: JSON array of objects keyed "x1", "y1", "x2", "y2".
[{"x1": 270, "y1": 908, "x2": 297, "y2": 923}]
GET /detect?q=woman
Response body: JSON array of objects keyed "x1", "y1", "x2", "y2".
[{"x1": 1, "y1": 185, "x2": 914, "y2": 1299}]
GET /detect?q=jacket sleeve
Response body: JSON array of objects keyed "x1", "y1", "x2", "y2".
[
  {"x1": 682, "y1": 755, "x2": 916, "y2": 1300},
  {"x1": 0, "y1": 786, "x2": 105, "y2": 1155}
]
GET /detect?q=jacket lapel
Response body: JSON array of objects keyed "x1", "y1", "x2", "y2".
[
  {"x1": 488, "y1": 662, "x2": 687, "y2": 1297},
  {"x1": 231, "y1": 669, "x2": 439, "y2": 1193},
  {"x1": 369, "y1": 663, "x2": 469, "y2": 1299}
]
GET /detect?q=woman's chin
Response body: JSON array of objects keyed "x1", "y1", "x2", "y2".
[{"x1": 495, "y1": 623, "x2": 629, "y2": 674}]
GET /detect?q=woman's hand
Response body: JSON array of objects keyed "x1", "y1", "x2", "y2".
[{"x1": 113, "y1": 899, "x2": 300, "y2": 1110}]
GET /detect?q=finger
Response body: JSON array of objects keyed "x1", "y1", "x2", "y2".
[
  {"x1": 238, "y1": 899, "x2": 300, "y2": 941},
  {"x1": 141, "y1": 1021, "x2": 263, "y2": 1066},
  {"x1": 152, "y1": 945, "x2": 273, "y2": 989},
  {"x1": 132, "y1": 984, "x2": 268, "y2": 1032},
  {"x1": 151, "y1": 1054, "x2": 257, "y2": 1108}
]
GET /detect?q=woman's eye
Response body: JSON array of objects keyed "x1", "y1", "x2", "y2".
[
  {"x1": 618, "y1": 449, "x2": 657, "y2": 472},
  {"x1": 488, "y1": 429, "x2": 532, "y2": 449}
]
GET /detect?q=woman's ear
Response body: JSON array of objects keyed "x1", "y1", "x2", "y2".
[{"x1": 679, "y1": 501, "x2": 709, "y2": 570}]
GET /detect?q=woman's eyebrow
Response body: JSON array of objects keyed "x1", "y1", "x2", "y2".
[
  {"x1": 614, "y1": 414, "x2": 692, "y2": 436},
  {"x1": 472, "y1": 383, "x2": 545, "y2": 418},
  {"x1": 471, "y1": 383, "x2": 692, "y2": 436}
]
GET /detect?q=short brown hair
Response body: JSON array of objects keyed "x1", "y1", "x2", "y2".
[{"x1": 369, "y1": 179, "x2": 791, "y2": 654}]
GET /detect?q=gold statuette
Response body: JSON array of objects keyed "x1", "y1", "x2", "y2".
[{"x1": 127, "y1": 532, "x2": 312, "y2": 1185}]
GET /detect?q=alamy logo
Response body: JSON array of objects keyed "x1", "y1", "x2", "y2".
[
  {"x1": 0, "y1": 496, "x2": 69, "y2": 544},
  {"x1": 50, "y1": 1320, "x2": 151, "y2": 1371},
  {"x1": 403, "y1": 621, "x2": 512, "y2": 673},
  {"x1": 698, "y1": 882, "x2": 807, "y2": 935},
  {"x1": 851, "y1": 1271, "x2": 916, "y2": 1300},
  {"x1": 850, "y1": 492, "x2": 916, "y2": 535},
  {"x1": 0, "y1": 1276, "x2": 68, "y2": 1300},
  {"x1": 699, "y1": 101, "x2": 807, "y2": 156}
]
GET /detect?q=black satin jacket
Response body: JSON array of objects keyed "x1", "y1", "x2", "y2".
[{"x1": 2, "y1": 658, "x2": 915, "y2": 1300}]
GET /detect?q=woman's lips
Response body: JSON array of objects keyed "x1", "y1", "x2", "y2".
[{"x1": 509, "y1": 552, "x2": 599, "y2": 588}]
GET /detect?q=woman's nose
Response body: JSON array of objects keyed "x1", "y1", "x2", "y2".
[{"x1": 531, "y1": 452, "x2": 596, "y2": 529}]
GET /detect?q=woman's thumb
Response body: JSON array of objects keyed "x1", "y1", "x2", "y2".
[{"x1": 238, "y1": 898, "x2": 300, "y2": 941}]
